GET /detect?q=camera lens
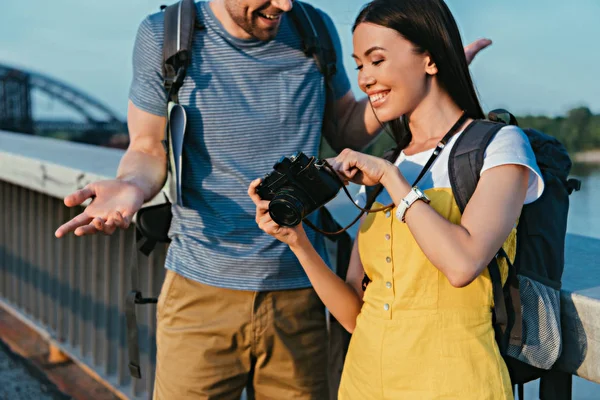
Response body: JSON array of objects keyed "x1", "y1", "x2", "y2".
[{"x1": 269, "y1": 193, "x2": 305, "y2": 227}]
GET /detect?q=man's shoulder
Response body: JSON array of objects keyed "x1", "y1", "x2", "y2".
[
  {"x1": 295, "y1": 2, "x2": 338, "y2": 34},
  {"x1": 138, "y1": 1, "x2": 206, "y2": 37}
]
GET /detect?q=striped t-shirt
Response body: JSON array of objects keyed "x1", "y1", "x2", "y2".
[{"x1": 129, "y1": 1, "x2": 351, "y2": 291}]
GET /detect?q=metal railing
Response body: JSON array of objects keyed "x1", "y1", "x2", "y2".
[
  {"x1": 1, "y1": 130, "x2": 600, "y2": 399},
  {"x1": 0, "y1": 178, "x2": 167, "y2": 399}
]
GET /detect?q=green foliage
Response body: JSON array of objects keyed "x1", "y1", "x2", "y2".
[{"x1": 518, "y1": 107, "x2": 600, "y2": 153}]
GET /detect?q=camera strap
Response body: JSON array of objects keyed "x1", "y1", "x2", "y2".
[{"x1": 305, "y1": 112, "x2": 468, "y2": 236}]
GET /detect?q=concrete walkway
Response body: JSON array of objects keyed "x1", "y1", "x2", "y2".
[{"x1": 0, "y1": 341, "x2": 68, "y2": 400}]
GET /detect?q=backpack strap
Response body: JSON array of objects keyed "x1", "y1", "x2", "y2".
[
  {"x1": 125, "y1": 228, "x2": 159, "y2": 379},
  {"x1": 447, "y1": 120, "x2": 503, "y2": 213},
  {"x1": 288, "y1": 2, "x2": 339, "y2": 144},
  {"x1": 162, "y1": 0, "x2": 200, "y2": 103},
  {"x1": 126, "y1": 1, "x2": 200, "y2": 379},
  {"x1": 448, "y1": 120, "x2": 523, "y2": 351}
]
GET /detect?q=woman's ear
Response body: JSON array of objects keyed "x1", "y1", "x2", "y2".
[{"x1": 424, "y1": 54, "x2": 438, "y2": 76}]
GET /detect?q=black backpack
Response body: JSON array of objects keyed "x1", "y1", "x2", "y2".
[
  {"x1": 363, "y1": 110, "x2": 581, "y2": 398},
  {"x1": 126, "y1": 0, "x2": 352, "y2": 383}
]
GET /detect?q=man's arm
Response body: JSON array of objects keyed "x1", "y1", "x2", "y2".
[
  {"x1": 118, "y1": 101, "x2": 167, "y2": 201},
  {"x1": 54, "y1": 103, "x2": 166, "y2": 238},
  {"x1": 55, "y1": 15, "x2": 170, "y2": 238},
  {"x1": 326, "y1": 38, "x2": 494, "y2": 152}
]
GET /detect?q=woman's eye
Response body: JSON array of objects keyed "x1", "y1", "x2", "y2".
[
  {"x1": 355, "y1": 65, "x2": 363, "y2": 71},
  {"x1": 372, "y1": 60, "x2": 384, "y2": 66}
]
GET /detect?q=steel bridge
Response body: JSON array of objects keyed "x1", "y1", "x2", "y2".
[{"x1": 0, "y1": 63, "x2": 127, "y2": 145}]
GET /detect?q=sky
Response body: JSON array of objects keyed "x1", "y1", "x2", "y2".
[{"x1": 1, "y1": 0, "x2": 598, "y2": 120}]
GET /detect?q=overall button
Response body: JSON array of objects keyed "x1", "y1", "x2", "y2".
[
  {"x1": 385, "y1": 211, "x2": 391, "y2": 218},
  {"x1": 386, "y1": 257, "x2": 392, "y2": 263},
  {"x1": 386, "y1": 282, "x2": 392, "y2": 289},
  {"x1": 384, "y1": 303, "x2": 390, "y2": 311},
  {"x1": 385, "y1": 234, "x2": 391, "y2": 241}
]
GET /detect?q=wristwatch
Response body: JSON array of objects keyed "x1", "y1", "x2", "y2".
[{"x1": 396, "y1": 187, "x2": 430, "y2": 223}]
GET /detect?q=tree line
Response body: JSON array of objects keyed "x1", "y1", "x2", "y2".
[{"x1": 320, "y1": 106, "x2": 600, "y2": 159}]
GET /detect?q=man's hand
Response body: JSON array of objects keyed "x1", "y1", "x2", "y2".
[
  {"x1": 465, "y1": 38, "x2": 492, "y2": 65},
  {"x1": 55, "y1": 180, "x2": 146, "y2": 238}
]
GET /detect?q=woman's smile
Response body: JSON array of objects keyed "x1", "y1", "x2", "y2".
[{"x1": 368, "y1": 90, "x2": 390, "y2": 108}]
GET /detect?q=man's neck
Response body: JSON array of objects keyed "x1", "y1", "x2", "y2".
[{"x1": 210, "y1": 0, "x2": 253, "y2": 40}]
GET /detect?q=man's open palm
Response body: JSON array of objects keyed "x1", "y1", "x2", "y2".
[{"x1": 55, "y1": 180, "x2": 145, "y2": 238}]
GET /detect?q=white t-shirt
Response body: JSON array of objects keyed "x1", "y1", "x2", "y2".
[{"x1": 355, "y1": 125, "x2": 545, "y2": 208}]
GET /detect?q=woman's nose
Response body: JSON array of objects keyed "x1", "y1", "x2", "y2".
[{"x1": 358, "y1": 72, "x2": 376, "y2": 92}]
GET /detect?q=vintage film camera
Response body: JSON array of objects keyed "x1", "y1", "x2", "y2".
[{"x1": 256, "y1": 152, "x2": 342, "y2": 227}]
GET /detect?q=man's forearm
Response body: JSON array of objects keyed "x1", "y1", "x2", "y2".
[
  {"x1": 327, "y1": 93, "x2": 383, "y2": 152},
  {"x1": 116, "y1": 149, "x2": 167, "y2": 202}
]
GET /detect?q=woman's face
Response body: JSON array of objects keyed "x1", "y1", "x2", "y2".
[{"x1": 352, "y1": 22, "x2": 436, "y2": 122}]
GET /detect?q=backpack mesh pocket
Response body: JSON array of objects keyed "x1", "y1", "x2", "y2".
[{"x1": 507, "y1": 276, "x2": 562, "y2": 369}]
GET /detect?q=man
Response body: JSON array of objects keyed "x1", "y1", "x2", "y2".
[{"x1": 55, "y1": 1, "x2": 490, "y2": 398}]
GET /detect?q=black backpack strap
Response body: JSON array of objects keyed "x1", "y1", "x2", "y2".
[
  {"x1": 162, "y1": 0, "x2": 200, "y2": 103},
  {"x1": 125, "y1": 228, "x2": 159, "y2": 379},
  {"x1": 448, "y1": 120, "x2": 525, "y2": 352},
  {"x1": 447, "y1": 120, "x2": 517, "y2": 347},
  {"x1": 288, "y1": 2, "x2": 338, "y2": 143},
  {"x1": 447, "y1": 120, "x2": 504, "y2": 213},
  {"x1": 289, "y1": 2, "x2": 337, "y2": 80}
]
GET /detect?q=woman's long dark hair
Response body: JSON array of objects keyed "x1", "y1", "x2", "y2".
[{"x1": 353, "y1": 0, "x2": 485, "y2": 149}]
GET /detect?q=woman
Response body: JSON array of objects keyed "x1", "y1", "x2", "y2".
[{"x1": 249, "y1": 0, "x2": 544, "y2": 398}]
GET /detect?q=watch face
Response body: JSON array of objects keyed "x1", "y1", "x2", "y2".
[{"x1": 414, "y1": 187, "x2": 430, "y2": 202}]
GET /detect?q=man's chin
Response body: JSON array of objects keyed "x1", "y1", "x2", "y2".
[{"x1": 253, "y1": 28, "x2": 279, "y2": 42}]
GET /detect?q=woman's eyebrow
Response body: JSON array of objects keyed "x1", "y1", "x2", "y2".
[{"x1": 351, "y1": 46, "x2": 387, "y2": 59}]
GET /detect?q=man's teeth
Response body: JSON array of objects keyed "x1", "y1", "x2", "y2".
[
  {"x1": 370, "y1": 92, "x2": 389, "y2": 102},
  {"x1": 259, "y1": 13, "x2": 280, "y2": 20}
]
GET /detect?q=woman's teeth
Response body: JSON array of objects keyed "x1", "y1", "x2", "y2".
[{"x1": 370, "y1": 91, "x2": 389, "y2": 103}]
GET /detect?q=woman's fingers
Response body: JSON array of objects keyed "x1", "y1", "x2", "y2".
[
  {"x1": 247, "y1": 178, "x2": 263, "y2": 205},
  {"x1": 263, "y1": 220, "x2": 283, "y2": 235}
]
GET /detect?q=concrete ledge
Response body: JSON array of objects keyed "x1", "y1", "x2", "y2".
[
  {"x1": 558, "y1": 234, "x2": 600, "y2": 382},
  {"x1": 0, "y1": 130, "x2": 165, "y2": 207}
]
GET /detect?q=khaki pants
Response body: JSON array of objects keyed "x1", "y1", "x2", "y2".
[{"x1": 153, "y1": 270, "x2": 330, "y2": 400}]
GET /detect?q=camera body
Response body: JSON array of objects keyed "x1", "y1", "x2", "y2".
[{"x1": 256, "y1": 152, "x2": 342, "y2": 227}]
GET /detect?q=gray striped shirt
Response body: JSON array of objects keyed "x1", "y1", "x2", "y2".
[{"x1": 129, "y1": 1, "x2": 351, "y2": 291}]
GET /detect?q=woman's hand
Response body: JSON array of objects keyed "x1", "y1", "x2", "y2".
[
  {"x1": 328, "y1": 148, "x2": 396, "y2": 186},
  {"x1": 247, "y1": 179, "x2": 308, "y2": 248}
]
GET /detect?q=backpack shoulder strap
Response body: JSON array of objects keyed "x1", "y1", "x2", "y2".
[
  {"x1": 449, "y1": 119, "x2": 522, "y2": 352},
  {"x1": 288, "y1": 2, "x2": 337, "y2": 80},
  {"x1": 448, "y1": 120, "x2": 505, "y2": 214},
  {"x1": 162, "y1": 0, "x2": 200, "y2": 103},
  {"x1": 288, "y1": 2, "x2": 339, "y2": 151}
]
